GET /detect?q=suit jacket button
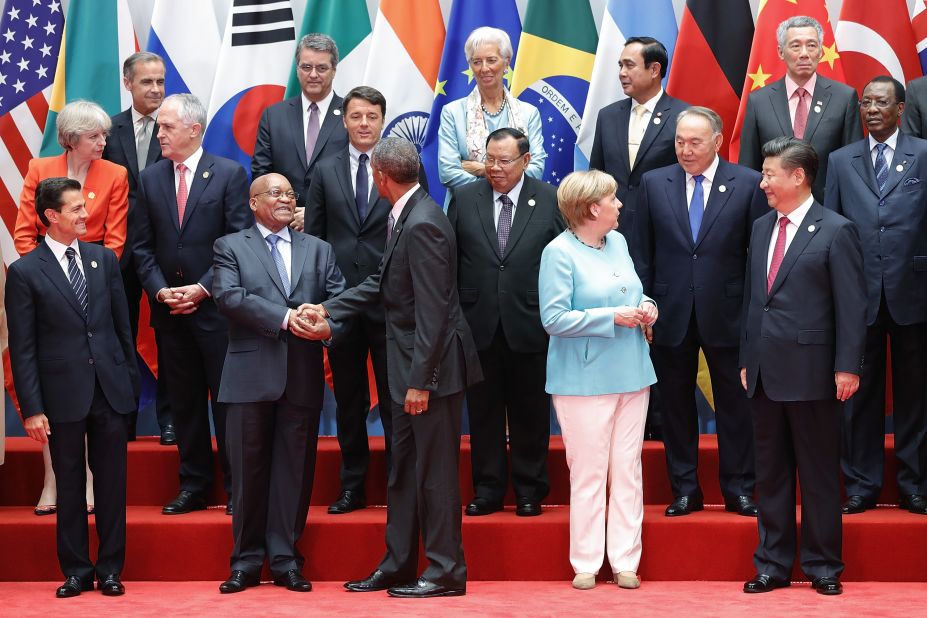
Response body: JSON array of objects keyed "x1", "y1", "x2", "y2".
[
  {"x1": 87, "y1": 332, "x2": 93, "y2": 338},
  {"x1": 177, "y1": 243, "x2": 183, "y2": 249},
  {"x1": 89, "y1": 358, "x2": 95, "y2": 365},
  {"x1": 880, "y1": 226, "x2": 885, "y2": 232},
  {"x1": 763, "y1": 306, "x2": 769, "y2": 312},
  {"x1": 499, "y1": 265, "x2": 505, "y2": 271},
  {"x1": 688, "y1": 286, "x2": 694, "y2": 292},
  {"x1": 692, "y1": 254, "x2": 698, "y2": 260}
]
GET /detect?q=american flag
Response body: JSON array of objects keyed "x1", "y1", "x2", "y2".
[{"x1": 0, "y1": 0, "x2": 63, "y2": 266}]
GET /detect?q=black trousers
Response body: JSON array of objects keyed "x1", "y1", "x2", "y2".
[
  {"x1": 751, "y1": 380, "x2": 843, "y2": 581},
  {"x1": 652, "y1": 313, "x2": 755, "y2": 499},
  {"x1": 842, "y1": 298, "x2": 927, "y2": 498},
  {"x1": 466, "y1": 326, "x2": 550, "y2": 503},
  {"x1": 157, "y1": 321, "x2": 230, "y2": 497},
  {"x1": 48, "y1": 381, "x2": 128, "y2": 582},
  {"x1": 327, "y1": 315, "x2": 391, "y2": 495},
  {"x1": 377, "y1": 392, "x2": 467, "y2": 588},
  {"x1": 226, "y1": 396, "x2": 321, "y2": 577}
]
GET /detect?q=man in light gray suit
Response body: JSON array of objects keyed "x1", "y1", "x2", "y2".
[
  {"x1": 212, "y1": 173, "x2": 345, "y2": 594},
  {"x1": 738, "y1": 15, "x2": 862, "y2": 202}
]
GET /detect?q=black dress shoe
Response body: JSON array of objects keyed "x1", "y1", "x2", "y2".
[
  {"x1": 162, "y1": 490, "x2": 207, "y2": 515},
  {"x1": 811, "y1": 576, "x2": 843, "y2": 595},
  {"x1": 725, "y1": 495, "x2": 759, "y2": 517},
  {"x1": 387, "y1": 577, "x2": 465, "y2": 598},
  {"x1": 56, "y1": 575, "x2": 94, "y2": 598},
  {"x1": 328, "y1": 490, "x2": 366, "y2": 514},
  {"x1": 899, "y1": 494, "x2": 927, "y2": 515},
  {"x1": 515, "y1": 500, "x2": 542, "y2": 517},
  {"x1": 465, "y1": 497, "x2": 502, "y2": 516},
  {"x1": 219, "y1": 570, "x2": 260, "y2": 594},
  {"x1": 842, "y1": 495, "x2": 876, "y2": 514},
  {"x1": 743, "y1": 573, "x2": 790, "y2": 593},
  {"x1": 226, "y1": 500, "x2": 233, "y2": 516},
  {"x1": 98, "y1": 574, "x2": 125, "y2": 596},
  {"x1": 344, "y1": 569, "x2": 406, "y2": 592},
  {"x1": 159, "y1": 424, "x2": 177, "y2": 446},
  {"x1": 665, "y1": 495, "x2": 704, "y2": 517},
  {"x1": 273, "y1": 569, "x2": 312, "y2": 592}
]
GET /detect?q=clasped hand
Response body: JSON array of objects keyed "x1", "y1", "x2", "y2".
[
  {"x1": 160, "y1": 284, "x2": 207, "y2": 315},
  {"x1": 289, "y1": 303, "x2": 331, "y2": 340},
  {"x1": 614, "y1": 302, "x2": 659, "y2": 328}
]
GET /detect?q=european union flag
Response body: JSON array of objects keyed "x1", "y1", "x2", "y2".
[{"x1": 419, "y1": 0, "x2": 522, "y2": 206}]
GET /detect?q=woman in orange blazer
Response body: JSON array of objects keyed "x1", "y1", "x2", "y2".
[{"x1": 14, "y1": 100, "x2": 130, "y2": 515}]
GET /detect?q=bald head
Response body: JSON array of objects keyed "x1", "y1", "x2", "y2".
[{"x1": 249, "y1": 173, "x2": 296, "y2": 232}]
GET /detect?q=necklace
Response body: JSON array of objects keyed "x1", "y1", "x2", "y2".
[
  {"x1": 481, "y1": 96, "x2": 506, "y2": 118},
  {"x1": 571, "y1": 230, "x2": 606, "y2": 250}
]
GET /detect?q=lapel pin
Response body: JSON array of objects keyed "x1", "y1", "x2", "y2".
[
  {"x1": 333, "y1": 109, "x2": 341, "y2": 116},
  {"x1": 653, "y1": 117, "x2": 661, "y2": 125},
  {"x1": 807, "y1": 225, "x2": 815, "y2": 233},
  {"x1": 813, "y1": 106, "x2": 822, "y2": 114},
  {"x1": 718, "y1": 185, "x2": 726, "y2": 193},
  {"x1": 528, "y1": 198, "x2": 536, "y2": 206},
  {"x1": 90, "y1": 260, "x2": 98, "y2": 268},
  {"x1": 87, "y1": 192, "x2": 95, "y2": 199},
  {"x1": 897, "y1": 164, "x2": 904, "y2": 172},
  {"x1": 202, "y1": 171, "x2": 210, "y2": 179}
]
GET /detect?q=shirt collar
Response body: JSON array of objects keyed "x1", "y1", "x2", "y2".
[
  {"x1": 492, "y1": 174, "x2": 525, "y2": 206},
  {"x1": 131, "y1": 106, "x2": 159, "y2": 126},
  {"x1": 633, "y1": 88, "x2": 664, "y2": 114},
  {"x1": 302, "y1": 89, "x2": 335, "y2": 119},
  {"x1": 349, "y1": 142, "x2": 373, "y2": 163},
  {"x1": 785, "y1": 72, "x2": 817, "y2": 99},
  {"x1": 45, "y1": 234, "x2": 80, "y2": 262},
  {"x1": 685, "y1": 155, "x2": 720, "y2": 185},
  {"x1": 869, "y1": 128, "x2": 899, "y2": 152},
  {"x1": 780, "y1": 193, "x2": 815, "y2": 226},
  {"x1": 391, "y1": 184, "x2": 421, "y2": 222},
  {"x1": 255, "y1": 221, "x2": 291, "y2": 242},
  {"x1": 176, "y1": 147, "x2": 203, "y2": 173}
]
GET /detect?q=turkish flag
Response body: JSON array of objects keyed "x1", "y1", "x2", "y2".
[
  {"x1": 729, "y1": 0, "x2": 846, "y2": 161},
  {"x1": 836, "y1": 0, "x2": 922, "y2": 96},
  {"x1": 667, "y1": 0, "x2": 754, "y2": 146}
]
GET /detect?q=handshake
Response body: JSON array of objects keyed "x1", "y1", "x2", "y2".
[{"x1": 288, "y1": 303, "x2": 331, "y2": 341}]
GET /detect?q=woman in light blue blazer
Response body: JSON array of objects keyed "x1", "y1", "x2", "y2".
[
  {"x1": 437, "y1": 27, "x2": 546, "y2": 203},
  {"x1": 539, "y1": 170, "x2": 657, "y2": 591}
]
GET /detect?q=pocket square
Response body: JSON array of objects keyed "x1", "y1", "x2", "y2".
[{"x1": 904, "y1": 177, "x2": 921, "y2": 186}]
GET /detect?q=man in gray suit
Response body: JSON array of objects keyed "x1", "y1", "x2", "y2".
[
  {"x1": 738, "y1": 16, "x2": 862, "y2": 202},
  {"x1": 212, "y1": 173, "x2": 345, "y2": 594}
]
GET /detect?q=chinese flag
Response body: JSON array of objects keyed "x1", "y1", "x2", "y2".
[
  {"x1": 729, "y1": 0, "x2": 846, "y2": 161},
  {"x1": 667, "y1": 0, "x2": 754, "y2": 146}
]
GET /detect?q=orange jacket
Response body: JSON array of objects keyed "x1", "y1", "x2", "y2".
[{"x1": 14, "y1": 153, "x2": 129, "y2": 258}]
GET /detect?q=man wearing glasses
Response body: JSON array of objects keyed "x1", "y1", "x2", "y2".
[{"x1": 252, "y1": 33, "x2": 348, "y2": 231}]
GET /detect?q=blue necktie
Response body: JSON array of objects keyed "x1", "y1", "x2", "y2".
[
  {"x1": 356, "y1": 153, "x2": 369, "y2": 221},
  {"x1": 689, "y1": 174, "x2": 705, "y2": 242},
  {"x1": 874, "y1": 143, "x2": 889, "y2": 193},
  {"x1": 65, "y1": 247, "x2": 88, "y2": 315},
  {"x1": 266, "y1": 234, "x2": 290, "y2": 296}
]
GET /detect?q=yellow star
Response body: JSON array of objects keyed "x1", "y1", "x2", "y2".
[
  {"x1": 748, "y1": 64, "x2": 773, "y2": 91},
  {"x1": 434, "y1": 79, "x2": 447, "y2": 97},
  {"x1": 462, "y1": 67, "x2": 474, "y2": 84},
  {"x1": 503, "y1": 67, "x2": 514, "y2": 85},
  {"x1": 821, "y1": 42, "x2": 840, "y2": 70}
]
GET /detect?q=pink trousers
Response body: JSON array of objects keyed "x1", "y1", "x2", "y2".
[{"x1": 553, "y1": 388, "x2": 649, "y2": 575}]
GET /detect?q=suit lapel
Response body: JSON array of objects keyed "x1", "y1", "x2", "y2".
[
  {"x1": 335, "y1": 151, "x2": 360, "y2": 227},
  {"x1": 37, "y1": 243, "x2": 85, "y2": 320},
  {"x1": 769, "y1": 80, "x2": 793, "y2": 136},
  {"x1": 146, "y1": 122, "x2": 162, "y2": 167},
  {"x1": 802, "y1": 77, "x2": 832, "y2": 142},
  {"x1": 767, "y1": 202, "x2": 823, "y2": 298},
  {"x1": 635, "y1": 94, "x2": 673, "y2": 169},
  {"x1": 850, "y1": 140, "x2": 880, "y2": 197},
  {"x1": 245, "y1": 226, "x2": 289, "y2": 299},
  {"x1": 755, "y1": 214, "x2": 776, "y2": 300},
  {"x1": 476, "y1": 183, "x2": 501, "y2": 260},
  {"x1": 80, "y1": 243, "x2": 103, "y2": 321},
  {"x1": 181, "y1": 154, "x2": 216, "y2": 230},
  {"x1": 695, "y1": 160, "x2": 734, "y2": 248},
  {"x1": 615, "y1": 100, "x2": 632, "y2": 177},
  {"x1": 287, "y1": 97, "x2": 308, "y2": 170},
  {"x1": 161, "y1": 161, "x2": 182, "y2": 233},
  {"x1": 506, "y1": 178, "x2": 539, "y2": 257},
  {"x1": 288, "y1": 230, "x2": 308, "y2": 297},
  {"x1": 308, "y1": 95, "x2": 343, "y2": 169},
  {"x1": 883, "y1": 133, "x2": 916, "y2": 197},
  {"x1": 115, "y1": 112, "x2": 140, "y2": 180},
  {"x1": 381, "y1": 188, "x2": 425, "y2": 270},
  {"x1": 667, "y1": 167, "x2": 693, "y2": 248}
]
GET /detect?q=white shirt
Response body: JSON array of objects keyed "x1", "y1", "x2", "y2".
[
  {"x1": 685, "y1": 155, "x2": 719, "y2": 212},
  {"x1": 628, "y1": 88, "x2": 664, "y2": 132},
  {"x1": 390, "y1": 184, "x2": 421, "y2": 230},
  {"x1": 173, "y1": 147, "x2": 203, "y2": 193},
  {"x1": 785, "y1": 73, "x2": 817, "y2": 126},
  {"x1": 302, "y1": 90, "x2": 334, "y2": 151},
  {"x1": 492, "y1": 175, "x2": 525, "y2": 228},
  {"x1": 869, "y1": 129, "x2": 898, "y2": 169},
  {"x1": 256, "y1": 222, "x2": 293, "y2": 329},
  {"x1": 349, "y1": 143, "x2": 374, "y2": 198},
  {"x1": 767, "y1": 194, "x2": 814, "y2": 275},
  {"x1": 45, "y1": 234, "x2": 83, "y2": 279}
]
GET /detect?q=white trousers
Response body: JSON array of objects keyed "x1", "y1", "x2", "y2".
[{"x1": 553, "y1": 388, "x2": 649, "y2": 574}]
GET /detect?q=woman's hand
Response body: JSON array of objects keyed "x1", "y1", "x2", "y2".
[
  {"x1": 638, "y1": 300, "x2": 658, "y2": 326},
  {"x1": 614, "y1": 306, "x2": 643, "y2": 328},
  {"x1": 461, "y1": 159, "x2": 486, "y2": 177}
]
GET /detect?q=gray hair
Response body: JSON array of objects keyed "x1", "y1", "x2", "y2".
[
  {"x1": 56, "y1": 100, "x2": 112, "y2": 150},
  {"x1": 295, "y1": 33, "x2": 339, "y2": 67},
  {"x1": 162, "y1": 93, "x2": 207, "y2": 128},
  {"x1": 371, "y1": 137, "x2": 420, "y2": 184},
  {"x1": 776, "y1": 16, "x2": 824, "y2": 49},
  {"x1": 464, "y1": 27, "x2": 513, "y2": 63},
  {"x1": 677, "y1": 106, "x2": 723, "y2": 137},
  {"x1": 122, "y1": 51, "x2": 165, "y2": 79}
]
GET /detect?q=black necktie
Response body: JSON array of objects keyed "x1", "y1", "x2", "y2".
[
  {"x1": 65, "y1": 247, "x2": 88, "y2": 315},
  {"x1": 356, "y1": 153, "x2": 369, "y2": 221}
]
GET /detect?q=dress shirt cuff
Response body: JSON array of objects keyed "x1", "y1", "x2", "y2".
[
  {"x1": 282, "y1": 309, "x2": 291, "y2": 331},
  {"x1": 197, "y1": 283, "x2": 211, "y2": 297}
]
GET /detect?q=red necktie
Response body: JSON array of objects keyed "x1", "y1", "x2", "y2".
[
  {"x1": 793, "y1": 87, "x2": 809, "y2": 139},
  {"x1": 767, "y1": 216, "x2": 789, "y2": 293},
  {"x1": 176, "y1": 163, "x2": 188, "y2": 225}
]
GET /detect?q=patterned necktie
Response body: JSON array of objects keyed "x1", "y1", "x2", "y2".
[
  {"x1": 176, "y1": 163, "x2": 188, "y2": 225},
  {"x1": 767, "y1": 216, "x2": 790, "y2": 293},
  {"x1": 689, "y1": 174, "x2": 705, "y2": 243},
  {"x1": 266, "y1": 234, "x2": 290, "y2": 296},
  {"x1": 65, "y1": 247, "x2": 88, "y2": 315},
  {"x1": 137, "y1": 116, "x2": 152, "y2": 171},
  {"x1": 356, "y1": 153, "x2": 369, "y2": 221},
  {"x1": 497, "y1": 194, "x2": 514, "y2": 256},
  {"x1": 387, "y1": 212, "x2": 395, "y2": 244},
  {"x1": 793, "y1": 87, "x2": 809, "y2": 139},
  {"x1": 305, "y1": 102, "x2": 320, "y2": 165},
  {"x1": 874, "y1": 143, "x2": 889, "y2": 193},
  {"x1": 628, "y1": 104, "x2": 648, "y2": 167}
]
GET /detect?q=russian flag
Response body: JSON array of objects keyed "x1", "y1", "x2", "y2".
[{"x1": 146, "y1": 0, "x2": 221, "y2": 105}]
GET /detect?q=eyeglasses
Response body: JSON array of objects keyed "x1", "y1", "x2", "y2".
[
  {"x1": 298, "y1": 64, "x2": 332, "y2": 75},
  {"x1": 859, "y1": 99, "x2": 895, "y2": 109},
  {"x1": 253, "y1": 188, "x2": 299, "y2": 201},
  {"x1": 485, "y1": 156, "x2": 524, "y2": 168}
]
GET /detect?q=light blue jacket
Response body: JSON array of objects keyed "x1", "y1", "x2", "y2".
[
  {"x1": 437, "y1": 94, "x2": 547, "y2": 194},
  {"x1": 539, "y1": 230, "x2": 656, "y2": 396}
]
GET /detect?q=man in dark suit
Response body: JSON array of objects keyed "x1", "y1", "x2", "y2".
[
  {"x1": 134, "y1": 93, "x2": 253, "y2": 516},
  {"x1": 447, "y1": 127, "x2": 563, "y2": 518},
  {"x1": 252, "y1": 33, "x2": 348, "y2": 232},
  {"x1": 590, "y1": 36, "x2": 690, "y2": 247},
  {"x1": 213, "y1": 173, "x2": 345, "y2": 594},
  {"x1": 740, "y1": 137, "x2": 866, "y2": 596},
  {"x1": 102, "y1": 50, "x2": 173, "y2": 444},
  {"x1": 633, "y1": 107, "x2": 767, "y2": 518},
  {"x1": 305, "y1": 86, "x2": 415, "y2": 515},
  {"x1": 901, "y1": 75, "x2": 927, "y2": 137},
  {"x1": 824, "y1": 77, "x2": 927, "y2": 516},
  {"x1": 7, "y1": 177, "x2": 139, "y2": 597},
  {"x1": 307, "y1": 137, "x2": 482, "y2": 598},
  {"x1": 738, "y1": 16, "x2": 862, "y2": 202}
]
